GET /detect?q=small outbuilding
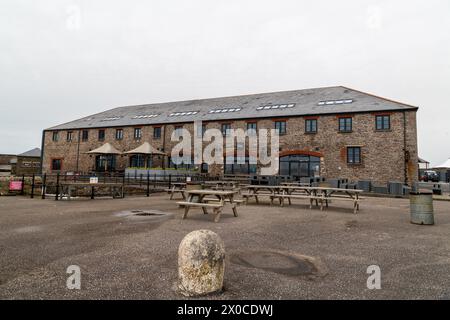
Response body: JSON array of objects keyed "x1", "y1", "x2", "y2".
[{"x1": 11, "y1": 148, "x2": 41, "y2": 175}]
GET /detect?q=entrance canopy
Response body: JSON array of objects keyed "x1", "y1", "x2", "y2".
[
  {"x1": 86, "y1": 143, "x2": 121, "y2": 155},
  {"x1": 434, "y1": 158, "x2": 450, "y2": 169},
  {"x1": 123, "y1": 142, "x2": 166, "y2": 156}
]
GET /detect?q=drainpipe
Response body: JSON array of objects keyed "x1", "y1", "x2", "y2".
[
  {"x1": 39, "y1": 130, "x2": 45, "y2": 174},
  {"x1": 403, "y1": 111, "x2": 408, "y2": 185},
  {"x1": 162, "y1": 124, "x2": 167, "y2": 169},
  {"x1": 76, "y1": 130, "x2": 81, "y2": 172}
]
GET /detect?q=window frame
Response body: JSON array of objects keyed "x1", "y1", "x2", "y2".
[
  {"x1": 339, "y1": 117, "x2": 352, "y2": 133},
  {"x1": 153, "y1": 126, "x2": 162, "y2": 139},
  {"x1": 305, "y1": 119, "x2": 318, "y2": 133},
  {"x1": 221, "y1": 123, "x2": 231, "y2": 136},
  {"x1": 347, "y1": 147, "x2": 361, "y2": 164},
  {"x1": 52, "y1": 131, "x2": 59, "y2": 142},
  {"x1": 375, "y1": 115, "x2": 390, "y2": 131},
  {"x1": 134, "y1": 127, "x2": 142, "y2": 140},
  {"x1": 98, "y1": 129, "x2": 106, "y2": 141},
  {"x1": 82, "y1": 130, "x2": 89, "y2": 142},
  {"x1": 115, "y1": 129, "x2": 123, "y2": 140},
  {"x1": 174, "y1": 125, "x2": 183, "y2": 137},
  {"x1": 274, "y1": 121, "x2": 287, "y2": 135},
  {"x1": 246, "y1": 122, "x2": 257, "y2": 135},
  {"x1": 66, "y1": 131, "x2": 73, "y2": 142},
  {"x1": 51, "y1": 158, "x2": 63, "y2": 172}
]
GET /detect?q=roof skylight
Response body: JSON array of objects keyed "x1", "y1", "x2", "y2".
[
  {"x1": 256, "y1": 103, "x2": 295, "y2": 111},
  {"x1": 318, "y1": 99, "x2": 353, "y2": 106},
  {"x1": 132, "y1": 114, "x2": 159, "y2": 119},
  {"x1": 208, "y1": 107, "x2": 242, "y2": 114},
  {"x1": 169, "y1": 111, "x2": 199, "y2": 117},
  {"x1": 100, "y1": 116, "x2": 123, "y2": 122}
]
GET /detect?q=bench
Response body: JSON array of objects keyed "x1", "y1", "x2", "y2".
[
  {"x1": 203, "y1": 197, "x2": 244, "y2": 205},
  {"x1": 270, "y1": 194, "x2": 328, "y2": 209},
  {"x1": 176, "y1": 201, "x2": 225, "y2": 222},
  {"x1": 165, "y1": 188, "x2": 185, "y2": 200}
]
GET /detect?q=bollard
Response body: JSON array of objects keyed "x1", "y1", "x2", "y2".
[{"x1": 178, "y1": 230, "x2": 225, "y2": 296}]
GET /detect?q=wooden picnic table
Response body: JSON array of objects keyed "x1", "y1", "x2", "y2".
[
  {"x1": 176, "y1": 189, "x2": 241, "y2": 222},
  {"x1": 277, "y1": 186, "x2": 363, "y2": 213},
  {"x1": 166, "y1": 182, "x2": 186, "y2": 200},
  {"x1": 242, "y1": 185, "x2": 363, "y2": 213},
  {"x1": 58, "y1": 182, "x2": 124, "y2": 200},
  {"x1": 203, "y1": 181, "x2": 240, "y2": 190}
]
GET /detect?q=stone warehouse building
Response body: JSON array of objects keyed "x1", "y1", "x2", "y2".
[{"x1": 41, "y1": 86, "x2": 419, "y2": 185}]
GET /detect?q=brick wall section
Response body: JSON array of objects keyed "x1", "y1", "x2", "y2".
[{"x1": 42, "y1": 110, "x2": 418, "y2": 185}]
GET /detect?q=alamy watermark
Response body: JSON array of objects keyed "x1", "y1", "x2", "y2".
[
  {"x1": 366, "y1": 265, "x2": 381, "y2": 289},
  {"x1": 170, "y1": 121, "x2": 279, "y2": 174},
  {"x1": 66, "y1": 265, "x2": 81, "y2": 290}
]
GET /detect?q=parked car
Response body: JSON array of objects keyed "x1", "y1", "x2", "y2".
[{"x1": 420, "y1": 170, "x2": 440, "y2": 182}]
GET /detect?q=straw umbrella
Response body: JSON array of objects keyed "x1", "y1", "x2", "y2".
[
  {"x1": 123, "y1": 142, "x2": 167, "y2": 169},
  {"x1": 86, "y1": 143, "x2": 122, "y2": 172}
]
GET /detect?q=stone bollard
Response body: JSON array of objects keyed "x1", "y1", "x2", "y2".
[{"x1": 178, "y1": 230, "x2": 225, "y2": 296}]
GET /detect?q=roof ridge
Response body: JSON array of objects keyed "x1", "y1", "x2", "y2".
[{"x1": 112, "y1": 86, "x2": 342, "y2": 109}]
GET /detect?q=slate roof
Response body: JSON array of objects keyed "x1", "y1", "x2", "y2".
[
  {"x1": 46, "y1": 86, "x2": 418, "y2": 130},
  {"x1": 17, "y1": 148, "x2": 41, "y2": 157}
]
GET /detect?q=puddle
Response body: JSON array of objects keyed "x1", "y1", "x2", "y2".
[{"x1": 230, "y1": 250, "x2": 327, "y2": 279}]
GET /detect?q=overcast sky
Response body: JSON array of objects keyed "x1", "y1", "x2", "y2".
[{"x1": 1, "y1": 0, "x2": 449, "y2": 166}]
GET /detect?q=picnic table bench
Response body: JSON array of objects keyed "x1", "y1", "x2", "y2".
[
  {"x1": 165, "y1": 182, "x2": 186, "y2": 200},
  {"x1": 242, "y1": 185, "x2": 364, "y2": 213},
  {"x1": 176, "y1": 190, "x2": 240, "y2": 222}
]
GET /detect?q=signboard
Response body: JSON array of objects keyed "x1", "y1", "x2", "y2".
[
  {"x1": 186, "y1": 176, "x2": 191, "y2": 182},
  {"x1": 89, "y1": 177, "x2": 99, "y2": 184},
  {"x1": 9, "y1": 181, "x2": 23, "y2": 191}
]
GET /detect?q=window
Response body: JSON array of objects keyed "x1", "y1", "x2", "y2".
[
  {"x1": 196, "y1": 124, "x2": 206, "y2": 137},
  {"x1": 153, "y1": 127, "x2": 161, "y2": 139},
  {"x1": 221, "y1": 123, "x2": 231, "y2": 136},
  {"x1": 174, "y1": 126, "x2": 183, "y2": 137},
  {"x1": 318, "y1": 99, "x2": 353, "y2": 106},
  {"x1": 305, "y1": 119, "x2": 317, "y2": 133},
  {"x1": 376, "y1": 115, "x2": 390, "y2": 130},
  {"x1": 51, "y1": 159, "x2": 62, "y2": 171},
  {"x1": 339, "y1": 117, "x2": 352, "y2": 132},
  {"x1": 274, "y1": 121, "x2": 286, "y2": 135},
  {"x1": 82, "y1": 130, "x2": 89, "y2": 141},
  {"x1": 347, "y1": 147, "x2": 361, "y2": 164},
  {"x1": 256, "y1": 104, "x2": 295, "y2": 111},
  {"x1": 66, "y1": 131, "x2": 73, "y2": 142},
  {"x1": 169, "y1": 111, "x2": 199, "y2": 117},
  {"x1": 134, "y1": 127, "x2": 142, "y2": 139},
  {"x1": 224, "y1": 156, "x2": 257, "y2": 174},
  {"x1": 52, "y1": 131, "x2": 59, "y2": 142},
  {"x1": 115, "y1": 129, "x2": 123, "y2": 140},
  {"x1": 208, "y1": 108, "x2": 242, "y2": 114},
  {"x1": 247, "y1": 122, "x2": 257, "y2": 135},
  {"x1": 98, "y1": 129, "x2": 105, "y2": 141}
]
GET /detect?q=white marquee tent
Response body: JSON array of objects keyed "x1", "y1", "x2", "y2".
[{"x1": 434, "y1": 158, "x2": 450, "y2": 169}]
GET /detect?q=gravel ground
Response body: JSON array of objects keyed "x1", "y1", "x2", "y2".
[{"x1": 0, "y1": 193, "x2": 449, "y2": 300}]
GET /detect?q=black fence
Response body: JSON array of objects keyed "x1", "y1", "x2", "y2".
[{"x1": 8, "y1": 172, "x2": 226, "y2": 200}]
